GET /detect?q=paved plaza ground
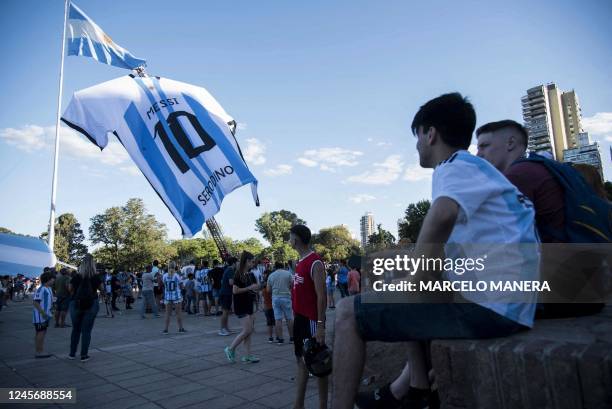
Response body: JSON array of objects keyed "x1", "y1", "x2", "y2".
[{"x1": 0, "y1": 297, "x2": 336, "y2": 409}]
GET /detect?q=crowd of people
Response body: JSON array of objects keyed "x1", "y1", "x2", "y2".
[
  {"x1": 3, "y1": 223, "x2": 358, "y2": 408},
  {"x1": 4, "y1": 91, "x2": 610, "y2": 409}
]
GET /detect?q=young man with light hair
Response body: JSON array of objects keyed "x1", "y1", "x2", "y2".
[{"x1": 267, "y1": 261, "x2": 294, "y2": 344}]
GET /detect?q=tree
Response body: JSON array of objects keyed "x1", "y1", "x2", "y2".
[
  {"x1": 90, "y1": 207, "x2": 125, "y2": 269},
  {"x1": 170, "y1": 238, "x2": 220, "y2": 264},
  {"x1": 40, "y1": 213, "x2": 88, "y2": 265},
  {"x1": 255, "y1": 210, "x2": 306, "y2": 245},
  {"x1": 261, "y1": 242, "x2": 299, "y2": 264},
  {"x1": 367, "y1": 224, "x2": 396, "y2": 251},
  {"x1": 312, "y1": 225, "x2": 361, "y2": 262},
  {"x1": 398, "y1": 200, "x2": 431, "y2": 243},
  {"x1": 90, "y1": 199, "x2": 168, "y2": 270},
  {"x1": 224, "y1": 237, "x2": 265, "y2": 258},
  {"x1": 0, "y1": 227, "x2": 14, "y2": 234}
]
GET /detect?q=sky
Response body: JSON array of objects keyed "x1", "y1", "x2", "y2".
[{"x1": 1, "y1": 0, "x2": 611, "y2": 246}]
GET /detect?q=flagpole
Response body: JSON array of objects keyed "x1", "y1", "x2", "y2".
[{"x1": 47, "y1": 0, "x2": 69, "y2": 251}]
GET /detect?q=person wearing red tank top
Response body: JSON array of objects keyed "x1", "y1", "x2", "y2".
[{"x1": 289, "y1": 224, "x2": 329, "y2": 409}]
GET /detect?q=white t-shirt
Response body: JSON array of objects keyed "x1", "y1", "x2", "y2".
[
  {"x1": 432, "y1": 150, "x2": 539, "y2": 327},
  {"x1": 61, "y1": 74, "x2": 259, "y2": 237}
]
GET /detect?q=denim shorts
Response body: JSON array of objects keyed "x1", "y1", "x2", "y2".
[
  {"x1": 272, "y1": 296, "x2": 293, "y2": 321},
  {"x1": 354, "y1": 293, "x2": 527, "y2": 342}
]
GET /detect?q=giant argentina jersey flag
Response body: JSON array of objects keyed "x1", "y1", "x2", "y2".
[
  {"x1": 61, "y1": 75, "x2": 259, "y2": 237},
  {"x1": 67, "y1": 3, "x2": 146, "y2": 70}
]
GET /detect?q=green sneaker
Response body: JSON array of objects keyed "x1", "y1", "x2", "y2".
[
  {"x1": 241, "y1": 355, "x2": 260, "y2": 363},
  {"x1": 224, "y1": 346, "x2": 235, "y2": 363}
]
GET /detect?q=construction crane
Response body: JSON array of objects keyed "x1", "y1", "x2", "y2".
[{"x1": 206, "y1": 216, "x2": 230, "y2": 261}]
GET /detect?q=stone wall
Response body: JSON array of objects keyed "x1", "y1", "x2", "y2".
[{"x1": 431, "y1": 306, "x2": 612, "y2": 409}]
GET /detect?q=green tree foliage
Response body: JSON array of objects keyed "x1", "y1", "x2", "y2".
[
  {"x1": 367, "y1": 224, "x2": 396, "y2": 251},
  {"x1": 255, "y1": 210, "x2": 306, "y2": 245},
  {"x1": 89, "y1": 198, "x2": 168, "y2": 270},
  {"x1": 40, "y1": 213, "x2": 88, "y2": 265},
  {"x1": 261, "y1": 242, "x2": 299, "y2": 264},
  {"x1": 312, "y1": 225, "x2": 361, "y2": 263},
  {"x1": 170, "y1": 238, "x2": 220, "y2": 264},
  {"x1": 398, "y1": 200, "x2": 431, "y2": 243},
  {"x1": 0, "y1": 227, "x2": 14, "y2": 234},
  {"x1": 224, "y1": 237, "x2": 265, "y2": 258}
]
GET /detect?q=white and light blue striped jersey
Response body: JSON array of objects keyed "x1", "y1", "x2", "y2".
[
  {"x1": 61, "y1": 75, "x2": 259, "y2": 238},
  {"x1": 32, "y1": 286, "x2": 53, "y2": 324},
  {"x1": 104, "y1": 273, "x2": 112, "y2": 294},
  {"x1": 195, "y1": 268, "x2": 211, "y2": 292},
  {"x1": 432, "y1": 150, "x2": 540, "y2": 327},
  {"x1": 163, "y1": 273, "x2": 183, "y2": 302}
]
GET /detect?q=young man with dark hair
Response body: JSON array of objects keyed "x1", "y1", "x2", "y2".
[
  {"x1": 290, "y1": 224, "x2": 329, "y2": 409},
  {"x1": 209, "y1": 260, "x2": 225, "y2": 315},
  {"x1": 333, "y1": 93, "x2": 539, "y2": 409},
  {"x1": 218, "y1": 257, "x2": 238, "y2": 336},
  {"x1": 54, "y1": 268, "x2": 71, "y2": 328},
  {"x1": 33, "y1": 272, "x2": 55, "y2": 358}
]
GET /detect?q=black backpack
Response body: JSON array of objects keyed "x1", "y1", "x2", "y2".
[{"x1": 75, "y1": 277, "x2": 94, "y2": 311}]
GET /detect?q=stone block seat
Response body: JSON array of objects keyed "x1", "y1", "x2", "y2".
[{"x1": 431, "y1": 305, "x2": 612, "y2": 409}]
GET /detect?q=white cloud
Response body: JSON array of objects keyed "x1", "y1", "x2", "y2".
[
  {"x1": 237, "y1": 122, "x2": 248, "y2": 131},
  {"x1": 606, "y1": 136, "x2": 612, "y2": 142},
  {"x1": 243, "y1": 138, "x2": 266, "y2": 166},
  {"x1": 376, "y1": 141, "x2": 392, "y2": 147},
  {"x1": 120, "y1": 165, "x2": 141, "y2": 176},
  {"x1": 349, "y1": 194, "x2": 376, "y2": 204},
  {"x1": 403, "y1": 164, "x2": 432, "y2": 182},
  {"x1": 0, "y1": 125, "x2": 49, "y2": 152},
  {"x1": 0, "y1": 125, "x2": 129, "y2": 166},
  {"x1": 346, "y1": 154, "x2": 403, "y2": 185},
  {"x1": 264, "y1": 164, "x2": 292, "y2": 177},
  {"x1": 297, "y1": 147, "x2": 363, "y2": 171},
  {"x1": 297, "y1": 157, "x2": 317, "y2": 167},
  {"x1": 582, "y1": 112, "x2": 612, "y2": 136},
  {"x1": 0, "y1": 124, "x2": 130, "y2": 167}
]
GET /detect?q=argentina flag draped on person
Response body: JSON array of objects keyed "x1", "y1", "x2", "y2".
[
  {"x1": 66, "y1": 2, "x2": 146, "y2": 70},
  {"x1": 61, "y1": 75, "x2": 259, "y2": 238}
]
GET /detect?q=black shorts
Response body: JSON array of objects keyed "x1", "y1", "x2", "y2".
[
  {"x1": 56, "y1": 296, "x2": 70, "y2": 311},
  {"x1": 34, "y1": 321, "x2": 49, "y2": 332},
  {"x1": 293, "y1": 314, "x2": 317, "y2": 357},
  {"x1": 354, "y1": 293, "x2": 527, "y2": 342},
  {"x1": 153, "y1": 286, "x2": 162, "y2": 296},
  {"x1": 220, "y1": 294, "x2": 232, "y2": 311},
  {"x1": 264, "y1": 308, "x2": 275, "y2": 326}
]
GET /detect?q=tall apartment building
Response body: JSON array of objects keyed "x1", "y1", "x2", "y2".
[
  {"x1": 562, "y1": 132, "x2": 604, "y2": 179},
  {"x1": 360, "y1": 212, "x2": 375, "y2": 248},
  {"x1": 561, "y1": 90, "x2": 583, "y2": 149},
  {"x1": 523, "y1": 83, "x2": 604, "y2": 177},
  {"x1": 521, "y1": 83, "x2": 568, "y2": 160}
]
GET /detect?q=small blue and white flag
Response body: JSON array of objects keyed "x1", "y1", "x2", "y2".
[{"x1": 67, "y1": 2, "x2": 146, "y2": 70}]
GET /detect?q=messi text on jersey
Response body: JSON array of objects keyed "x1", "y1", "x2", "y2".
[{"x1": 146, "y1": 98, "x2": 180, "y2": 120}]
